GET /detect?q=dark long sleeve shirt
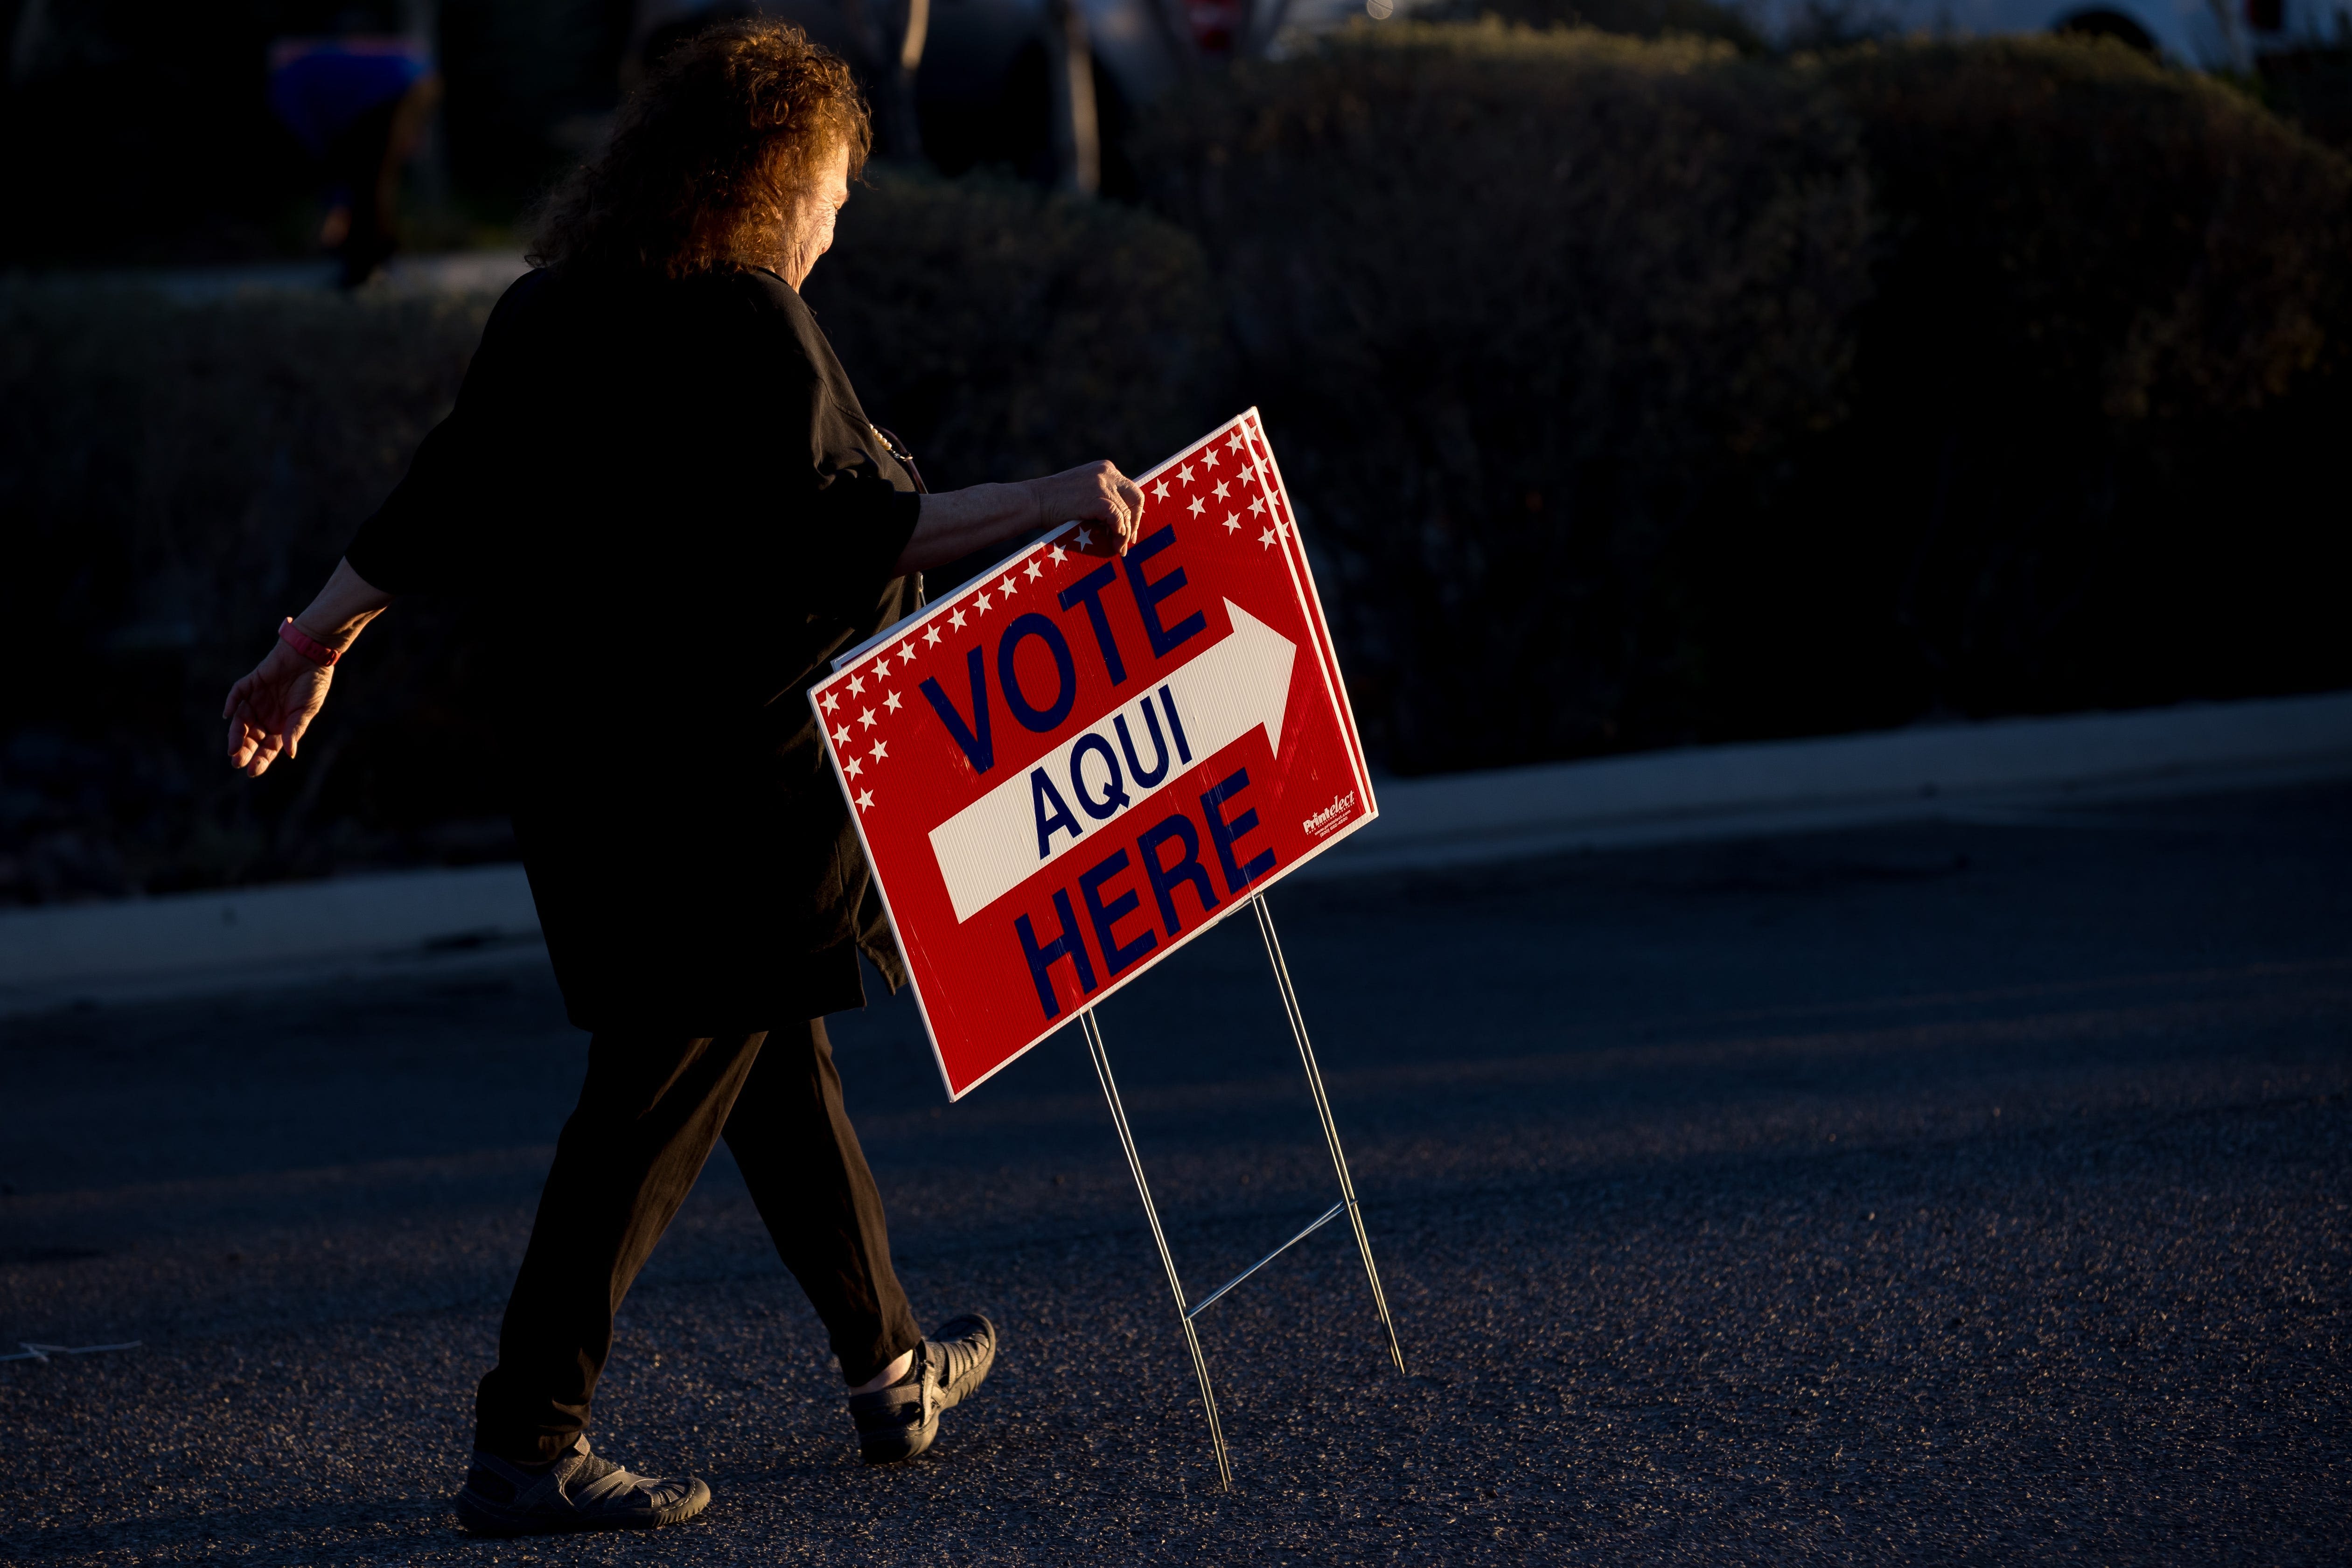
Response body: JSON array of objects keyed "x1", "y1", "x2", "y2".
[{"x1": 346, "y1": 264, "x2": 921, "y2": 1030}]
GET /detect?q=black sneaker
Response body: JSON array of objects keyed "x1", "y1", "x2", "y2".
[
  {"x1": 454, "y1": 1435, "x2": 710, "y2": 1535},
  {"x1": 849, "y1": 1314, "x2": 998, "y2": 1464}
]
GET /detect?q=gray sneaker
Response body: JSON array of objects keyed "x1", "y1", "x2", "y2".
[
  {"x1": 849, "y1": 1314, "x2": 999, "y2": 1464},
  {"x1": 454, "y1": 1435, "x2": 710, "y2": 1535}
]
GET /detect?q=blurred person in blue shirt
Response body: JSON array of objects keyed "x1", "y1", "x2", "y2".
[{"x1": 267, "y1": 28, "x2": 440, "y2": 286}]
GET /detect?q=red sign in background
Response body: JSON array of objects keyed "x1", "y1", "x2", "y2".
[{"x1": 811, "y1": 411, "x2": 1377, "y2": 1099}]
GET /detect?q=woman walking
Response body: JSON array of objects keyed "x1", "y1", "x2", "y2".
[{"x1": 222, "y1": 21, "x2": 1144, "y2": 1535}]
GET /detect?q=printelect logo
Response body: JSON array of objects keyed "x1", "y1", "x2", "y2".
[{"x1": 1304, "y1": 791, "x2": 1357, "y2": 836}]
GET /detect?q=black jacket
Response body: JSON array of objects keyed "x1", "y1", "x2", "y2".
[{"x1": 346, "y1": 265, "x2": 921, "y2": 1031}]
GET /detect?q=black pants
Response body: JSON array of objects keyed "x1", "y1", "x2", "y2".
[
  {"x1": 324, "y1": 96, "x2": 401, "y2": 287},
  {"x1": 474, "y1": 1019, "x2": 923, "y2": 1463}
]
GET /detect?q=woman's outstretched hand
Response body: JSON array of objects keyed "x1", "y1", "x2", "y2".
[
  {"x1": 222, "y1": 560, "x2": 392, "y2": 778},
  {"x1": 223, "y1": 640, "x2": 336, "y2": 778},
  {"x1": 1024, "y1": 461, "x2": 1147, "y2": 558}
]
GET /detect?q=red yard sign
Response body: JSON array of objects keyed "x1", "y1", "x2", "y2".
[{"x1": 810, "y1": 411, "x2": 1377, "y2": 1099}]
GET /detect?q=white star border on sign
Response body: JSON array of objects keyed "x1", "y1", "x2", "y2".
[
  {"x1": 1137, "y1": 421, "x2": 1256, "y2": 523},
  {"x1": 836, "y1": 533, "x2": 1081, "y2": 720},
  {"x1": 819, "y1": 434, "x2": 1293, "y2": 808}
]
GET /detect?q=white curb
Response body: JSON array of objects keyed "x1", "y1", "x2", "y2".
[
  {"x1": 1321, "y1": 688, "x2": 2352, "y2": 878},
  {"x1": 4, "y1": 690, "x2": 2348, "y2": 1014},
  {"x1": 0, "y1": 864, "x2": 543, "y2": 1016}
]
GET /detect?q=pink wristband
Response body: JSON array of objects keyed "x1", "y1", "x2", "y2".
[{"x1": 277, "y1": 617, "x2": 341, "y2": 668}]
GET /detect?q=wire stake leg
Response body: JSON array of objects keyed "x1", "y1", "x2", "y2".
[
  {"x1": 1080, "y1": 1006, "x2": 1233, "y2": 1489},
  {"x1": 1250, "y1": 894, "x2": 1408, "y2": 1376}
]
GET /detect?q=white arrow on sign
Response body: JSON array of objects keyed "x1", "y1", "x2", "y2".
[{"x1": 928, "y1": 599, "x2": 1296, "y2": 923}]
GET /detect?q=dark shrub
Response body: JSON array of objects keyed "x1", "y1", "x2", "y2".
[
  {"x1": 1712, "y1": 38, "x2": 2352, "y2": 737},
  {"x1": 2256, "y1": 46, "x2": 2352, "y2": 154},
  {"x1": 0, "y1": 181, "x2": 1226, "y2": 903},
  {"x1": 1138, "y1": 23, "x2": 1875, "y2": 771},
  {"x1": 1141, "y1": 28, "x2": 2352, "y2": 770},
  {"x1": 0, "y1": 284, "x2": 503, "y2": 902},
  {"x1": 1424, "y1": 0, "x2": 1764, "y2": 52},
  {"x1": 1829, "y1": 38, "x2": 2340, "y2": 432},
  {"x1": 805, "y1": 172, "x2": 1234, "y2": 494}
]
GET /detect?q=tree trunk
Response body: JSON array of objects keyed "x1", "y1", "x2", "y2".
[
  {"x1": 1045, "y1": 0, "x2": 1100, "y2": 195},
  {"x1": 839, "y1": 0, "x2": 928, "y2": 162},
  {"x1": 1241, "y1": 0, "x2": 1296, "y2": 59}
]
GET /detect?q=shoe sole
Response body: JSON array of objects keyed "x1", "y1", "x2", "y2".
[
  {"x1": 454, "y1": 1478, "x2": 711, "y2": 1536},
  {"x1": 858, "y1": 1424, "x2": 938, "y2": 1465}
]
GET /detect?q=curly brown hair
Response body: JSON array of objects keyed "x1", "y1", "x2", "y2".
[{"x1": 527, "y1": 20, "x2": 871, "y2": 278}]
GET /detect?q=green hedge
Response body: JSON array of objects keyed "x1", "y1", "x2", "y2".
[
  {"x1": 1427, "y1": 0, "x2": 1763, "y2": 51},
  {"x1": 804, "y1": 173, "x2": 1234, "y2": 493},
  {"x1": 1139, "y1": 23, "x2": 1876, "y2": 769},
  {"x1": 0, "y1": 285, "x2": 500, "y2": 902},
  {"x1": 1139, "y1": 27, "x2": 2352, "y2": 771},
  {"x1": 1724, "y1": 40, "x2": 2352, "y2": 740},
  {"x1": 0, "y1": 181, "x2": 1226, "y2": 903}
]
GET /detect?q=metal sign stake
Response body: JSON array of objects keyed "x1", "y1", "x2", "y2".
[
  {"x1": 1249, "y1": 894, "x2": 1409, "y2": 1377},
  {"x1": 1079, "y1": 892, "x2": 1405, "y2": 1488},
  {"x1": 1079, "y1": 1004, "x2": 1233, "y2": 1488}
]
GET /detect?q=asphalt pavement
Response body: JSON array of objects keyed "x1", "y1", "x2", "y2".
[{"x1": 3, "y1": 781, "x2": 2347, "y2": 1565}]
